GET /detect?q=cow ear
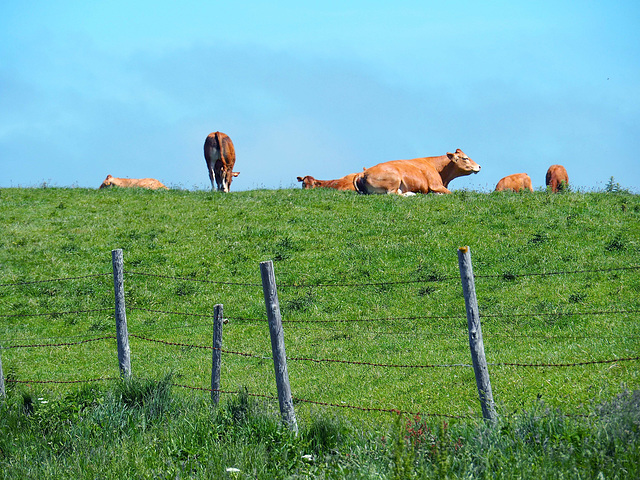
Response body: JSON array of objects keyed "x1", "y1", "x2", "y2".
[
  {"x1": 297, "y1": 177, "x2": 303, "y2": 182},
  {"x1": 446, "y1": 152, "x2": 455, "y2": 160}
]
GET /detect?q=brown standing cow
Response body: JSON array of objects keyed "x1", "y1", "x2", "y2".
[
  {"x1": 495, "y1": 173, "x2": 533, "y2": 192},
  {"x1": 353, "y1": 149, "x2": 480, "y2": 195},
  {"x1": 545, "y1": 165, "x2": 569, "y2": 193},
  {"x1": 99, "y1": 175, "x2": 168, "y2": 190},
  {"x1": 204, "y1": 132, "x2": 239, "y2": 192}
]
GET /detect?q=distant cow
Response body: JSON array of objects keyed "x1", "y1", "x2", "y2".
[
  {"x1": 99, "y1": 175, "x2": 168, "y2": 190},
  {"x1": 204, "y1": 131, "x2": 239, "y2": 192},
  {"x1": 495, "y1": 173, "x2": 533, "y2": 192},
  {"x1": 353, "y1": 149, "x2": 480, "y2": 195},
  {"x1": 297, "y1": 172, "x2": 359, "y2": 191},
  {"x1": 545, "y1": 165, "x2": 569, "y2": 193}
]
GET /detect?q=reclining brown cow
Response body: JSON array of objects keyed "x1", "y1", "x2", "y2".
[
  {"x1": 494, "y1": 173, "x2": 533, "y2": 192},
  {"x1": 99, "y1": 175, "x2": 168, "y2": 190},
  {"x1": 354, "y1": 149, "x2": 480, "y2": 195},
  {"x1": 297, "y1": 172, "x2": 359, "y2": 191},
  {"x1": 204, "y1": 131, "x2": 239, "y2": 192},
  {"x1": 545, "y1": 165, "x2": 569, "y2": 193}
]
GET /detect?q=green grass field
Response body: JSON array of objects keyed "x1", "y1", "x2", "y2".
[
  {"x1": 2, "y1": 187, "x2": 638, "y2": 415},
  {"x1": 1, "y1": 186, "x2": 639, "y2": 478}
]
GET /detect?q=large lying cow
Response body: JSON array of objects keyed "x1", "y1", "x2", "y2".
[
  {"x1": 99, "y1": 175, "x2": 168, "y2": 190},
  {"x1": 204, "y1": 131, "x2": 239, "y2": 192},
  {"x1": 545, "y1": 165, "x2": 569, "y2": 193},
  {"x1": 353, "y1": 149, "x2": 480, "y2": 195},
  {"x1": 495, "y1": 173, "x2": 533, "y2": 192},
  {"x1": 296, "y1": 172, "x2": 359, "y2": 191}
]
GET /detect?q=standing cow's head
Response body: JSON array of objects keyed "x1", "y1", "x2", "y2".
[
  {"x1": 215, "y1": 171, "x2": 240, "y2": 193},
  {"x1": 447, "y1": 149, "x2": 481, "y2": 175}
]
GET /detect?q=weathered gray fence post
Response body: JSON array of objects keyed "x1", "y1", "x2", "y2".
[
  {"x1": 458, "y1": 246, "x2": 497, "y2": 424},
  {"x1": 260, "y1": 260, "x2": 298, "y2": 434},
  {"x1": 0, "y1": 349, "x2": 5, "y2": 399},
  {"x1": 112, "y1": 249, "x2": 132, "y2": 378},
  {"x1": 211, "y1": 304, "x2": 223, "y2": 405}
]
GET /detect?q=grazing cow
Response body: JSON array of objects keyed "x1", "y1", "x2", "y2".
[
  {"x1": 353, "y1": 149, "x2": 480, "y2": 195},
  {"x1": 495, "y1": 173, "x2": 533, "y2": 192},
  {"x1": 297, "y1": 172, "x2": 359, "y2": 191},
  {"x1": 204, "y1": 131, "x2": 239, "y2": 192},
  {"x1": 545, "y1": 165, "x2": 569, "y2": 193},
  {"x1": 99, "y1": 175, "x2": 168, "y2": 190}
]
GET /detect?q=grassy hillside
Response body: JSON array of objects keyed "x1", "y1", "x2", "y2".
[{"x1": 1, "y1": 187, "x2": 639, "y2": 421}]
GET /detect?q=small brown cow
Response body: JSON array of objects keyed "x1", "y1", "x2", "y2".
[
  {"x1": 204, "y1": 131, "x2": 239, "y2": 192},
  {"x1": 297, "y1": 172, "x2": 359, "y2": 191},
  {"x1": 353, "y1": 149, "x2": 480, "y2": 195},
  {"x1": 99, "y1": 175, "x2": 168, "y2": 190},
  {"x1": 545, "y1": 165, "x2": 569, "y2": 193},
  {"x1": 495, "y1": 173, "x2": 533, "y2": 192}
]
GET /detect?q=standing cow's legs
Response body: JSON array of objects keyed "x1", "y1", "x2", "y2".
[{"x1": 207, "y1": 165, "x2": 217, "y2": 191}]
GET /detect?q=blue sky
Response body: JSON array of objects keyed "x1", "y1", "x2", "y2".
[{"x1": 1, "y1": 1, "x2": 639, "y2": 191}]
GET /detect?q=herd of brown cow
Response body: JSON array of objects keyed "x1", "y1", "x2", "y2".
[
  {"x1": 100, "y1": 131, "x2": 568, "y2": 194},
  {"x1": 298, "y1": 147, "x2": 568, "y2": 195}
]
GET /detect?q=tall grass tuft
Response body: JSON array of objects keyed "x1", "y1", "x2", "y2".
[{"x1": 1, "y1": 379, "x2": 639, "y2": 478}]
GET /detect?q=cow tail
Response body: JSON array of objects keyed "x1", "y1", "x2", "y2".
[{"x1": 215, "y1": 131, "x2": 225, "y2": 166}]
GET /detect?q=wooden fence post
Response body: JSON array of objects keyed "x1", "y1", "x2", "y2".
[
  {"x1": 260, "y1": 260, "x2": 298, "y2": 434},
  {"x1": 458, "y1": 246, "x2": 497, "y2": 424},
  {"x1": 112, "y1": 249, "x2": 132, "y2": 379},
  {"x1": 0, "y1": 349, "x2": 5, "y2": 398},
  {"x1": 211, "y1": 304, "x2": 223, "y2": 405}
]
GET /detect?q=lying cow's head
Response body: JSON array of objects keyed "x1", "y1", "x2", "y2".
[
  {"x1": 297, "y1": 176, "x2": 319, "y2": 189},
  {"x1": 447, "y1": 149, "x2": 481, "y2": 175},
  {"x1": 99, "y1": 175, "x2": 115, "y2": 189}
]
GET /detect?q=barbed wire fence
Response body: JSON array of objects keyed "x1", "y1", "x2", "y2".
[{"x1": 1, "y1": 249, "x2": 639, "y2": 422}]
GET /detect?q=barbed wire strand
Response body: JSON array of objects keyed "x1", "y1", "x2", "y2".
[
  {"x1": 4, "y1": 328, "x2": 637, "y2": 349},
  {"x1": 128, "y1": 334, "x2": 271, "y2": 359},
  {"x1": 5, "y1": 332, "x2": 637, "y2": 369},
  {"x1": 127, "y1": 307, "x2": 639, "y2": 324},
  {"x1": 129, "y1": 307, "x2": 217, "y2": 319},
  {"x1": 3, "y1": 305, "x2": 638, "y2": 323},
  {"x1": 481, "y1": 308, "x2": 640, "y2": 319},
  {"x1": 4, "y1": 378, "x2": 594, "y2": 419},
  {"x1": 123, "y1": 265, "x2": 640, "y2": 289},
  {"x1": 0, "y1": 308, "x2": 113, "y2": 318},
  {"x1": 169, "y1": 383, "x2": 469, "y2": 419},
  {"x1": 277, "y1": 263, "x2": 640, "y2": 287},
  {"x1": 2, "y1": 265, "x2": 637, "y2": 291},
  {"x1": 5, "y1": 378, "x2": 117, "y2": 385},
  {"x1": 287, "y1": 355, "x2": 473, "y2": 368},
  {"x1": 124, "y1": 271, "x2": 262, "y2": 287},
  {"x1": 125, "y1": 334, "x2": 640, "y2": 370},
  {"x1": 0, "y1": 273, "x2": 112, "y2": 287},
  {"x1": 475, "y1": 265, "x2": 640, "y2": 280},
  {"x1": 489, "y1": 356, "x2": 640, "y2": 367},
  {"x1": 3, "y1": 336, "x2": 115, "y2": 349}
]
